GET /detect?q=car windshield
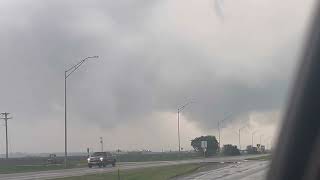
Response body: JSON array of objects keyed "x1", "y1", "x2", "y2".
[
  {"x1": 0, "y1": 0, "x2": 317, "y2": 179},
  {"x1": 92, "y1": 152, "x2": 107, "y2": 156}
]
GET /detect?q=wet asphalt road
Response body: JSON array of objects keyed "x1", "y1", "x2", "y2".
[
  {"x1": 0, "y1": 154, "x2": 267, "y2": 180},
  {"x1": 178, "y1": 160, "x2": 268, "y2": 180}
]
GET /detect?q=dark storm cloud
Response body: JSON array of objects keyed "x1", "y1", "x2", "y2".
[{"x1": 0, "y1": 0, "x2": 313, "y2": 132}]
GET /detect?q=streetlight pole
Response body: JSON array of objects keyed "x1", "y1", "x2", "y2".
[
  {"x1": 252, "y1": 130, "x2": 258, "y2": 147},
  {"x1": 177, "y1": 108, "x2": 180, "y2": 153},
  {"x1": 100, "y1": 137, "x2": 104, "y2": 152},
  {"x1": 265, "y1": 137, "x2": 272, "y2": 150},
  {"x1": 218, "y1": 121, "x2": 220, "y2": 150},
  {"x1": 260, "y1": 134, "x2": 264, "y2": 146},
  {"x1": 64, "y1": 56, "x2": 99, "y2": 168},
  {"x1": 64, "y1": 71, "x2": 67, "y2": 168},
  {"x1": 177, "y1": 102, "x2": 193, "y2": 153},
  {"x1": 239, "y1": 126, "x2": 246, "y2": 150},
  {"x1": 217, "y1": 113, "x2": 233, "y2": 150}
]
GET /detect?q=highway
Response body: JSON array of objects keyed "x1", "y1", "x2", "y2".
[
  {"x1": 0, "y1": 154, "x2": 268, "y2": 180},
  {"x1": 178, "y1": 160, "x2": 268, "y2": 180}
]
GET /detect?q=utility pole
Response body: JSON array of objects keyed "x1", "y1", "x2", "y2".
[
  {"x1": 1, "y1": 112, "x2": 12, "y2": 159},
  {"x1": 100, "y1": 137, "x2": 104, "y2": 152}
]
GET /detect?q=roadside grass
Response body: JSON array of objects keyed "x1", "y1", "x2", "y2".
[
  {"x1": 55, "y1": 163, "x2": 201, "y2": 180},
  {"x1": 0, "y1": 159, "x2": 87, "y2": 174},
  {"x1": 0, "y1": 153, "x2": 201, "y2": 174},
  {"x1": 0, "y1": 164, "x2": 65, "y2": 174},
  {"x1": 245, "y1": 154, "x2": 272, "y2": 161}
]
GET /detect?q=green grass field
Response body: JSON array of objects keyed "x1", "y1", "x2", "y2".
[
  {"x1": 0, "y1": 160, "x2": 87, "y2": 174},
  {"x1": 55, "y1": 163, "x2": 201, "y2": 180},
  {"x1": 0, "y1": 153, "x2": 201, "y2": 174},
  {"x1": 0, "y1": 164, "x2": 66, "y2": 174}
]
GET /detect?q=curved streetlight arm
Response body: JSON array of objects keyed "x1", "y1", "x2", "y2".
[
  {"x1": 221, "y1": 113, "x2": 233, "y2": 122},
  {"x1": 178, "y1": 101, "x2": 195, "y2": 112},
  {"x1": 240, "y1": 126, "x2": 247, "y2": 131},
  {"x1": 239, "y1": 126, "x2": 247, "y2": 137},
  {"x1": 232, "y1": 130, "x2": 239, "y2": 135},
  {"x1": 265, "y1": 137, "x2": 273, "y2": 141},
  {"x1": 218, "y1": 113, "x2": 234, "y2": 127},
  {"x1": 260, "y1": 134, "x2": 264, "y2": 144},
  {"x1": 65, "y1": 56, "x2": 99, "y2": 79}
]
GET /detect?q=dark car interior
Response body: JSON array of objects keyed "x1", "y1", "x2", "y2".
[{"x1": 267, "y1": 3, "x2": 320, "y2": 180}]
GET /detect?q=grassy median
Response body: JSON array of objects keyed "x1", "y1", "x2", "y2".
[
  {"x1": 0, "y1": 153, "x2": 201, "y2": 174},
  {"x1": 0, "y1": 164, "x2": 66, "y2": 174},
  {"x1": 0, "y1": 160, "x2": 87, "y2": 174},
  {"x1": 55, "y1": 163, "x2": 201, "y2": 180}
]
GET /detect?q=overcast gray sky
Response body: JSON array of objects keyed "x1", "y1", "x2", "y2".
[{"x1": 0, "y1": 0, "x2": 315, "y2": 154}]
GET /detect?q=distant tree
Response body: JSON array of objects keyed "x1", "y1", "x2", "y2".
[
  {"x1": 116, "y1": 149, "x2": 122, "y2": 153},
  {"x1": 246, "y1": 145, "x2": 258, "y2": 154},
  {"x1": 191, "y1": 136, "x2": 219, "y2": 157},
  {"x1": 222, "y1": 144, "x2": 240, "y2": 156}
]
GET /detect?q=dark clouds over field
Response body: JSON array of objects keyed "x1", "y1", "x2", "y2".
[{"x1": 0, "y1": 0, "x2": 314, "y2": 152}]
